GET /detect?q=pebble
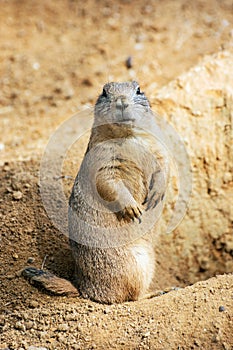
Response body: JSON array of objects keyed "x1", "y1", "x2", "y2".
[
  {"x1": 40, "y1": 309, "x2": 49, "y2": 316},
  {"x1": 125, "y1": 56, "x2": 133, "y2": 69},
  {"x1": 142, "y1": 331, "x2": 150, "y2": 338},
  {"x1": 14, "y1": 321, "x2": 25, "y2": 331},
  {"x1": 28, "y1": 300, "x2": 39, "y2": 309},
  {"x1": 27, "y1": 257, "x2": 35, "y2": 263},
  {"x1": 72, "y1": 345, "x2": 81, "y2": 350},
  {"x1": 63, "y1": 83, "x2": 74, "y2": 99},
  {"x1": 103, "y1": 308, "x2": 111, "y2": 314},
  {"x1": 223, "y1": 172, "x2": 232, "y2": 183},
  {"x1": 57, "y1": 323, "x2": 69, "y2": 331},
  {"x1": 3, "y1": 164, "x2": 10, "y2": 171},
  {"x1": 13, "y1": 190, "x2": 23, "y2": 200},
  {"x1": 12, "y1": 252, "x2": 19, "y2": 260},
  {"x1": 219, "y1": 305, "x2": 225, "y2": 312},
  {"x1": 87, "y1": 304, "x2": 95, "y2": 312},
  {"x1": 32, "y1": 62, "x2": 40, "y2": 70},
  {"x1": 81, "y1": 78, "x2": 93, "y2": 86},
  {"x1": 25, "y1": 321, "x2": 34, "y2": 330},
  {"x1": 63, "y1": 313, "x2": 77, "y2": 321}
]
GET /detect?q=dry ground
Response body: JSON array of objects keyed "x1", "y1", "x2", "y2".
[{"x1": 0, "y1": 1, "x2": 233, "y2": 349}]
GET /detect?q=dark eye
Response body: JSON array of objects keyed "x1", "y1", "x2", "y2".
[
  {"x1": 136, "y1": 86, "x2": 141, "y2": 95},
  {"x1": 102, "y1": 88, "x2": 107, "y2": 97}
]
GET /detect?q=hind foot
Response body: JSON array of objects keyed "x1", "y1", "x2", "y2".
[{"x1": 22, "y1": 267, "x2": 79, "y2": 297}]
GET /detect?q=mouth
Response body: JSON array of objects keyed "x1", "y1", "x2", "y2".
[
  {"x1": 117, "y1": 118, "x2": 136, "y2": 126},
  {"x1": 121, "y1": 118, "x2": 135, "y2": 122}
]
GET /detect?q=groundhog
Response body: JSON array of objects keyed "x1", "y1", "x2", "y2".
[{"x1": 23, "y1": 81, "x2": 169, "y2": 304}]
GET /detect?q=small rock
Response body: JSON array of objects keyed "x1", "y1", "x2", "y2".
[
  {"x1": 14, "y1": 321, "x2": 25, "y2": 331},
  {"x1": 22, "y1": 312, "x2": 29, "y2": 319},
  {"x1": 54, "y1": 87, "x2": 62, "y2": 94},
  {"x1": 32, "y1": 62, "x2": 40, "y2": 70},
  {"x1": 63, "y1": 83, "x2": 74, "y2": 99},
  {"x1": 40, "y1": 309, "x2": 49, "y2": 316},
  {"x1": 219, "y1": 305, "x2": 225, "y2": 312},
  {"x1": 13, "y1": 191, "x2": 23, "y2": 200},
  {"x1": 72, "y1": 345, "x2": 81, "y2": 350},
  {"x1": 27, "y1": 257, "x2": 35, "y2": 263},
  {"x1": 81, "y1": 78, "x2": 93, "y2": 86},
  {"x1": 103, "y1": 307, "x2": 111, "y2": 314},
  {"x1": 12, "y1": 182, "x2": 21, "y2": 191},
  {"x1": 134, "y1": 43, "x2": 144, "y2": 50},
  {"x1": 87, "y1": 304, "x2": 95, "y2": 312},
  {"x1": 3, "y1": 165, "x2": 10, "y2": 171},
  {"x1": 57, "y1": 323, "x2": 69, "y2": 331},
  {"x1": 0, "y1": 315, "x2": 5, "y2": 326},
  {"x1": 142, "y1": 331, "x2": 150, "y2": 338},
  {"x1": 125, "y1": 56, "x2": 133, "y2": 69},
  {"x1": 28, "y1": 300, "x2": 39, "y2": 309},
  {"x1": 223, "y1": 172, "x2": 232, "y2": 183},
  {"x1": 12, "y1": 252, "x2": 19, "y2": 260},
  {"x1": 25, "y1": 321, "x2": 34, "y2": 330}
]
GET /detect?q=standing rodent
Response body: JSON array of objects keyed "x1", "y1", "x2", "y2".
[{"x1": 23, "y1": 81, "x2": 169, "y2": 304}]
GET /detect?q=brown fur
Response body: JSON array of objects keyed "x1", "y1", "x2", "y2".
[{"x1": 22, "y1": 81, "x2": 169, "y2": 304}]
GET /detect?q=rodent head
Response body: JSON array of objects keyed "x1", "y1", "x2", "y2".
[{"x1": 94, "y1": 81, "x2": 152, "y2": 127}]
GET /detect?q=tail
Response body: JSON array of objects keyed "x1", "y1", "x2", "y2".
[{"x1": 22, "y1": 267, "x2": 79, "y2": 297}]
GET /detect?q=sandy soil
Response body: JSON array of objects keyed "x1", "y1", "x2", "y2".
[{"x1": 0, "y1": 1, "x2": 233, "y2": 349}]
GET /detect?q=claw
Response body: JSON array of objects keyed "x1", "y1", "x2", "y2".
[{"x1": 118, "y1": 204, "x2": 143, "y2": 223}]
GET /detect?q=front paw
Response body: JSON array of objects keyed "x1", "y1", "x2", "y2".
[{"x1": 117, "y1": 203, "x2": 143, "y2": 222}]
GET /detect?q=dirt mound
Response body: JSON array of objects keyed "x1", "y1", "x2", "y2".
[{"x1": 152, "y1": 50, "x2": 233, "y2": 287}]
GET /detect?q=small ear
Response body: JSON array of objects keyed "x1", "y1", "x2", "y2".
[
  {"x1": 136, "y1": 86, "x2": 141, "y2": 95},
  {"x1": 102, "y1": 88, "x2": 107, "y2": 97}
]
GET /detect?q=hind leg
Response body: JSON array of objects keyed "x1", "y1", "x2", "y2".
[{"x1": 22, "y1": 267, "x2": 79, "y2": 297}]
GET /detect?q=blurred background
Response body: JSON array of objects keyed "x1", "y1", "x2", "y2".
[{"x1": 0, "y1": 0, "x2": 233, "y2": 160}]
